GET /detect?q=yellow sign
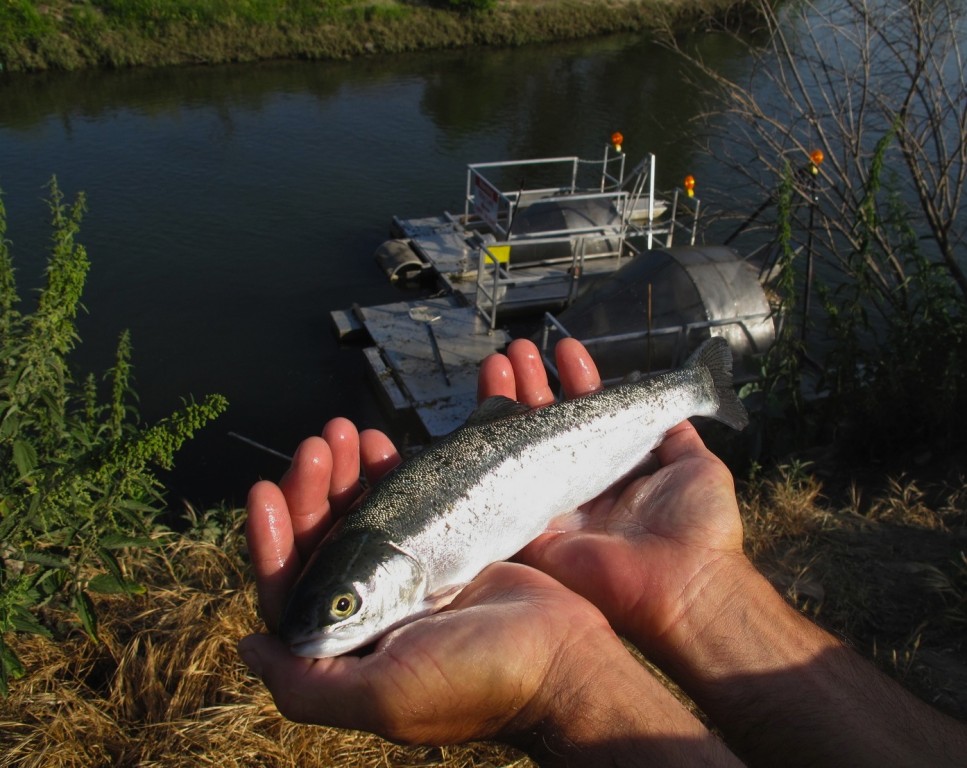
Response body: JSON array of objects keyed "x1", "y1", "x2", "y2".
[{"x1": 488, "y1": 244, "x2": 511, "y2": 264}]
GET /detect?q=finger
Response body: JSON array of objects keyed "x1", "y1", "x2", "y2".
[
  {"x1": 477, "y1": 352, "x2": 517, "y2": 403},
  {"x1": 359, "y1": 428, "x2": 402, "y2": 483},
  {"x1": 279, "y1": 436, "x2": 335, "y2": 556},
  {"x1": 555, "y1": 337, "x2": 603, "y2": 399},
  {"x1": 246, "y1": 481, "x2": 300, "y2": 631},
  {"x1": 238, "y1": 633, "x2": 403, "y2": 734},
  {"x1": 322, "y1": 417, "x2": 363, "y2": 514},
  {"x1": 507, "y1": 339, "x2": 555, "y2": 407}
]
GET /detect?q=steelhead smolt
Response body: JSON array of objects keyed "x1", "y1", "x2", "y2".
[{"x1": 278, "y1": 337, "x2": 749, "y2": 657}]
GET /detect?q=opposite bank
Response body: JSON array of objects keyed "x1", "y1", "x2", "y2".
[{"x1": 0, "y1": 0, "x2": 757, "y2": 74}]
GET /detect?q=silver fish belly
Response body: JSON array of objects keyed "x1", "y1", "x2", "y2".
[{"x1": 278, "y1": 336, "x2": 748, "y2": 657}]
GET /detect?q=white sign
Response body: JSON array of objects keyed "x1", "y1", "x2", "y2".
[{"x1": 472, "y1": 173, "x2": 503, "y2": 232}]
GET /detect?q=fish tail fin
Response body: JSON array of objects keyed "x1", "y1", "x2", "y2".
[{"x1": 686, "y1": 338, "x2": 749, "y2": 431}]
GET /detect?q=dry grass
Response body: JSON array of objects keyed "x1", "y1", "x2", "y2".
[
  {"x1": 2, "y1": 465, "x2": 965, "y2": 765},
  {"x1": 0, "y1": 524, "x2": 527, "y2": 767},
  {"x1": 740, "y1": 463, "x2": 967, "y2": 717}
]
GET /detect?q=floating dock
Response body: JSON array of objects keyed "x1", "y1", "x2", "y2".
[
  {"x1": 332, "y1": 144, "x2": 712, "y2": 442},
  {"x1": 332, "y1": 296, "x2": 510, "y2": 440}
]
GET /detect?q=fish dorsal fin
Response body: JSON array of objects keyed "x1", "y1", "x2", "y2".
[{"x1": 466, "y1": 396, "x2": 530, "y2": 426}]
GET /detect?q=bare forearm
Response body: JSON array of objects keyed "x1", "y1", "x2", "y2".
[
  {"x1": 645, "y1": 562, "x2": 967, "y2": 767},
  {"x1": 528, "y1": 643, "x2": 743, "y2": 767}
]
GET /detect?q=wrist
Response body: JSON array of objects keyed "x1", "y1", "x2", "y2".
[
  {"x1": 644, "y1": 555, "x2": 967, "y2": 768},
  {"x1": 523, "y1": 632, "x2": 740, "y2": 767},
  {"x1": 621, "y1": 550, "x2": 765, "y2": 677},
  {"x1": 650, "y1": 553, "x2": 816, "y2": 686}
]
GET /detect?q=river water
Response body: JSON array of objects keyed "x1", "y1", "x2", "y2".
[{"x1": 0, "y1": 32, "x2": 758, "y2": 506}]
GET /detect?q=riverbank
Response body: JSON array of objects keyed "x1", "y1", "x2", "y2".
[
  {"x1": 2, "y1": 467, "x2": 964, "y2": 766},
  {"x1": 0, "y1": 0, "x2": 751, "y2": 73}
]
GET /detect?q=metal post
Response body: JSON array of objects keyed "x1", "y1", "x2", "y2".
[{"x1": 801, "y1": 173, "x2": 818, "y2": 344}]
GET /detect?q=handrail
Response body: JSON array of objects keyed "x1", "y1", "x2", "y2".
[
  {"x1": 475, "y1": 230, "x2": 624, "y2": 331},
  {"x1": 663, "y1": 187, "x2": 701, "y2": 247},
  {"x1": 464, "y1": 147, "x2": 633, "y2": 235}
]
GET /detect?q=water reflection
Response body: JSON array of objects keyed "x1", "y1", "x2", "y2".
[{"x1": 0, "y1": 32, "x2": 759, "y2": 505}]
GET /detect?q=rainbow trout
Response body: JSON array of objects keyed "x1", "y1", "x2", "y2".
[{"x1": 279, "y1": 337, "x2": 748, "y2": 657}]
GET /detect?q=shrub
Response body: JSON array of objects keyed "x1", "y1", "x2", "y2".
[
  {"x1": 679, "y1": 0, "x2": 967, "y2": 461},
  {"x1": 0, "y1": 179, "x2": 228, "y2": 694}
]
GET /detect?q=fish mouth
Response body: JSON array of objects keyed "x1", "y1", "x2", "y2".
[
  {"x1": 289, "y1": 638, "x2": 336, "y2": 658},
  {"x1": 286, "y1": 630, "x2": 372, "y2": 659}
]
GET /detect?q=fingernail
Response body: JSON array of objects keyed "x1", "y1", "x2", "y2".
[{"x1": 238, "y1": 637, "x2": 263, "y2": 677}]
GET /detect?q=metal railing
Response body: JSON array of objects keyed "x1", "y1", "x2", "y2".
[
  {"x1": 463, "y1": 149, "x2": 629, "y2": 239},
  {"x1": 466, "y1": 149, "x2": 705, "y2": 332},
  {"x1": 538, "y1": 311, "x2": 775, "y2": 385},
  {"x1": 475, "y1": 235, "x2": 603, "y2": 332}
]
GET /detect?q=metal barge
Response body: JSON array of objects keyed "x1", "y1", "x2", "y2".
[{"x1": 332, "y1": 139, "x2": 779, "y2": 443}]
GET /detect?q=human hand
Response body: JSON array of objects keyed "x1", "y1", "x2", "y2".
[
  {"x1": 479, "y1": 338, "x2": 757, "y2": 666},
  {"x1": 242, "y1": 417, "x2": 400, "y2": 632},
  {"x1": 480, "y1": 339, "x2": 967, "y2": 768},
  {"x1": 238, "y1": 418, "x2": 722, "y2": 756},
  {"x1": 241, "y1": 555, "x2": 631, "y2": 745}
]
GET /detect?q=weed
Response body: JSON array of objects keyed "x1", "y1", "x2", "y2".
[{"x1": 0, "y1": 180, "x2": 227, "y2": 695}]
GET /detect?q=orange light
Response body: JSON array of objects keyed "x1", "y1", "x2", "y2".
[
  {"x1": 684, "y1": 174, "x2": 696, "y2": 198},
  {"x1": 611, "y1": 131, "x2": 624, "y2": 152},
  {"x1": 809, "y1": 149, "x2": 824, "y2": 175}
]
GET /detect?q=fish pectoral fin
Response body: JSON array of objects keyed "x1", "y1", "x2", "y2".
[
  {"x1": 423, "y1": 583, "x2": 468, "y2": 613},
  {"x1": 545, "y1": 508, "x2": 589, "y2": 534}
]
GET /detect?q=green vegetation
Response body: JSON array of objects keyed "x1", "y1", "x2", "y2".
[
  {"x1": 1, "y1": 0, "x2": 965, "y2": 762},
  {"x1": 686, "y1": 0, "x2": 967, "y2": 466},
  {"x1": 0, "y1": 179, "x2": 227, "y2": 695},
  {"x1": 0, "y1": 0, "x2": 737, "y2": 72}
]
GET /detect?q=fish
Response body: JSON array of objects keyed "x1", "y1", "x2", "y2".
[{"x1": 278, "y1": 336, "x2": 748, "y2": 657}]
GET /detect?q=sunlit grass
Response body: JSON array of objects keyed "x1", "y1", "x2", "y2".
[
  {"x1": 2, "y1": 466, "x2": 964, "y2": 766},
  {"x1": 0, "y1": 0, "x2": 718, "y2": 72},
  {"x1": 0, "y1": 507, "x2": 528, "y2": 767}
]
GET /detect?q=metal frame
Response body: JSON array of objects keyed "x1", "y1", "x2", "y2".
[
  {"x1": 462, "y1": 147, "x2": 706, "y2": 333},
  {"x1": 538, "y1": 311, "x2": 775, "y2": 384}
]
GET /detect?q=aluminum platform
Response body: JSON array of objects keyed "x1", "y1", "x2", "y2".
[{"x1": 332, "y1": 295, "x2": 510, "y2": 441}]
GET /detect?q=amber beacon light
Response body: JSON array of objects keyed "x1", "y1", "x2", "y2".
[
  {"x1": 809, "y1": 149, "x2": 824, "y2": 174},
  {"x1": 684, "y1": 174, "x2": 696, "y2": 198},
  {"x1": 611, "y1": 131, "x2": 624, "y2": 152}
]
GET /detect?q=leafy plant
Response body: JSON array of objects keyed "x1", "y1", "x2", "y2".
[
  {"x1": 0, "y1": 179, "x2": 228, "y2": 695},
  {"x1": 674, "y1": 0, "x2": 967, "y2": 461}
]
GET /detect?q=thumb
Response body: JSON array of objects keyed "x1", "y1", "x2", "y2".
[
  {"x1": 237, "y1": 633, "x2": 318, "y2": 722},
  {"x1": 238, "y1": 633, "x2": 273, "y2": 678}
]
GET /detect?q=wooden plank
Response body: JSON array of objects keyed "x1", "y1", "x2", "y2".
[
  {"x1": 415, "y1": 394, "x2": 479, "y2": 440},
  {"x1": 330, "y1": 308, "x2": 364, "y2": 340},
  {"x1": 362, "y1": 346, "x2": 409, "y2": 412},
  {"x1": 409, "y1": 228, "x2": 478, "y2": 278}
]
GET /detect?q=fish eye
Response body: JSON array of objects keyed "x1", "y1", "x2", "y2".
[{"x1": 329, "y1": 591, "x2": 359, "y2": 620}]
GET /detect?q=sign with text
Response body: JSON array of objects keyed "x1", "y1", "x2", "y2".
[{"x1": 472, "y1": 172, "x2": 504, "y2": 233}]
